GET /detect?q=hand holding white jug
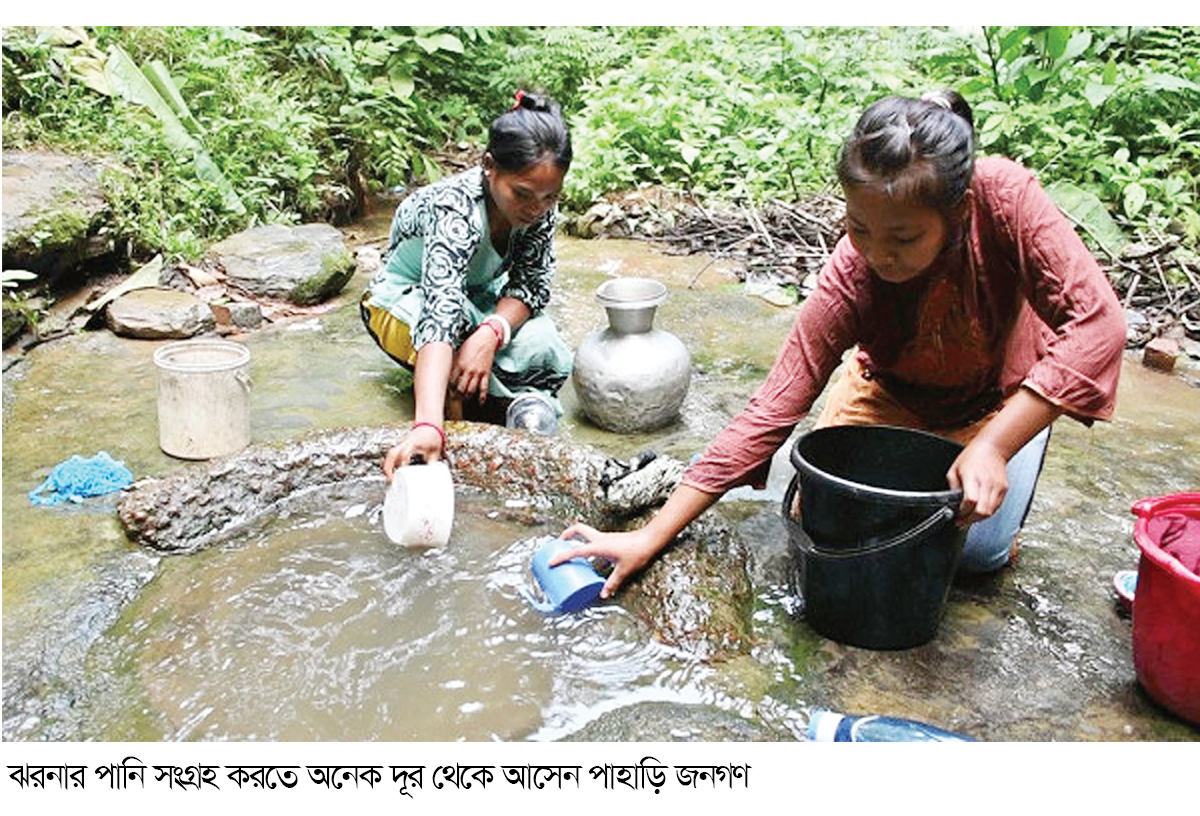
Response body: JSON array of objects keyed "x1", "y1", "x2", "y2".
[{"x1": 383, "y1": 457, "x2": 454, "y2": 548}]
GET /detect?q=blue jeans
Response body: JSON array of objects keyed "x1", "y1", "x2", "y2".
[{"x1": 959, "y1": 425, "x2": 1051, "y2": 573}]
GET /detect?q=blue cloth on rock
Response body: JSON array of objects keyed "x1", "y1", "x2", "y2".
[{"x1": 28, "y1": 452, "x2": 134, "y2": 506}]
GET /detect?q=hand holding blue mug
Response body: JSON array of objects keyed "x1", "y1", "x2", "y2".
[{"x1": 521, "y1": 536, "x2": 605, "y2": 614}]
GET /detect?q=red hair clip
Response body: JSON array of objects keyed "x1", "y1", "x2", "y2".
[{"x1": 512, "y1": 90, "x2": 525, "y2": 109}]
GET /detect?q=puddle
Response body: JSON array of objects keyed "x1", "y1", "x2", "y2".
[{"x1": 78, "y1": 486, "x2": 719, "y2": 741}]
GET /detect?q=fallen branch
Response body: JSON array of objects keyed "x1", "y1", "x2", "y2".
[{"x1": 572, "y1": 186, "x2": 1195, "y2": 343}]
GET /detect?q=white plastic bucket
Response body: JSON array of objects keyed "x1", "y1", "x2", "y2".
[{"x1": 154, "y1": 338, "x2": 252, "y2": 459}]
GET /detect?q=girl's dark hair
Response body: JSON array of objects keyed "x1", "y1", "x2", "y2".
[
  {"x1": 487, "y1": 91, "x2": 572, "y2": 173},
  {"x1": 836, "y1": 90, "x2": 975, "y2": 210}
]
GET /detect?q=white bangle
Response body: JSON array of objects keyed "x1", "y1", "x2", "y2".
[{"x1": 484, "y1": 314, "x2": 512, "y2": 348}]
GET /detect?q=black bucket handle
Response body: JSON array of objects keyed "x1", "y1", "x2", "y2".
[
  {"x1": 783, "y1": 476, "x2": 959, "y2": 558},
  {"x1": 790, "y1": 425, "x2": 965, "y2": 508}
]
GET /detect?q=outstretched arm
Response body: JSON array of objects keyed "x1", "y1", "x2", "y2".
[
  {"x1": 383, "y1": 341, "x2": 454, "y2": 478},
  {"x1": 550, "y1": 239, "x2": 863, "y2": 597},
  {"x1": 553, "y1": 483, "x2": 722, "y2": 598}
]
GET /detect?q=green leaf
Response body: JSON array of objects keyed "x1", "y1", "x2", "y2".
[
  {"x1": 414, "y1": 33, "x2": 463, "y2": 54},
  {"x1": 104, "y1": 45, "x2": 244, "y2": 214},
  {"x1": 64, "y1": 53, "x2": 112, "y2": 96},
  {"x1": 193, "y1": 154, "x2": 245, "y2": 213},
  {"x1": 998, "y1": 27, "x2": 1028, "y2": 61},
  {"x1": 359, "y1": 41, "x2": 391, "y2": 65},
  {"x1": 1142, "y1": 72, "x2": 1200, "y2": 93},
  {"x1": 388, "y1": 74, "x2": 415, "y2": 99},
  {"x1": 1103, "y1": 58, "x2": 1118, "y2": 86},
  {"x1": 1060, "y1": 30, "x2": 1092, "y2": 64},
  {"x1": 1123, "y1": 182, "x2": 1147, "y2": 218},
  {"x1": 1023, "y1": 66, "x2": 1052, "y2": 86},
  {"x1": 105, "y1": 46, "x2": 194, "y2": 151},
  {"x1": 977, "y1": 110, "x2": 1011, "y2": 144},
  {"x1": 142, "y1": 60, "x2": 204, "y2": 138},
  {"x1": 1179, "y1": 209, "x2": 1200, "y2": 245},
  {"x1": 1082, "y1": 81, "x2": 1114, "y2": 109},
  {"x1": 1047, "y1": 180, "x2": 1128, "y2": 256},
  {"x1": 413, "y1": 153, "x2": 443, "y2": 183},
  {"x1": 680, "y1": 143, "x2": 700, "y2": 166},
  {"x1": 1045, "y1": 27, "x2": 1070, "y2": 61},
  {"x1": 1004, "y1": 55, "x2": 1037, "y2": 86},
  {"x1": 43, "y1": 25, "x2": 89, "y2": 47}
]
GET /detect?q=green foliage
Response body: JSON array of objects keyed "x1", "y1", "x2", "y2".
[
  {"x1": 1, "y1": 270, "x2": 40, "y2": 338},
  {"x1": 462, "y1": 27, "x2": 634, "y2": 114},
  {"x1": 562, "y1": 27, "x2": 933, "y2": 207},
  {"x1": 2, "y1": 25, "x2": 478, "y2": 260},
  {"x1": 926, "y1": 26, "x2": 1200, "y2": 245},
  {"x1": 4, "y1": 25, "x2": 1198, "y2": 262},
  {"x1": 251, "y1": 26, "x2": 473, "y2": 189},
  {"x1": 5, "y1": 27, "x2": 319, "y2": 258}
]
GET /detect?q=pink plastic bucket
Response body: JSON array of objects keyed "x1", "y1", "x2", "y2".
[{"x1": 1131, "y1": 492, "x2": 1200, "y2": 726}]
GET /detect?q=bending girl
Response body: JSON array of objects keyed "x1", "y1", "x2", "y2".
[
  {"x1": 362, "y1": 91, "x2": 574, "y2": 477},
  {"x1": 556, "y1": 90, "x2": 1126, "y2": 594}
]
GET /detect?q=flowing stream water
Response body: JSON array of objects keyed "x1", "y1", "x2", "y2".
[{"x1": 3, "y1": 231, "x2": 1199, "y2": 742}]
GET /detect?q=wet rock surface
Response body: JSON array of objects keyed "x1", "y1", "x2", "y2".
[
  {"x1": 2, "y1": 545, "x2": 160, "y2": 741},
  {"x1": 561, "y1": 700, "x2": 787, "y2": 741},
  {"x1": 117, "y1": 424, "x2": 609, "y2": 553}
]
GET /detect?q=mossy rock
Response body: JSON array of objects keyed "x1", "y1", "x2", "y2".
[
  {"x1": 208, "y1": 223, "x2": 356, "y2": 305},
  {"x1": 618, "y1": 513, "x2": 756, "y2": 660},
  {"x1": 2, "y1": 150, "x2": 116, "y2": 283},
  {"x1": 292, "y1": 247, "x2": 356, "y2": 305}
]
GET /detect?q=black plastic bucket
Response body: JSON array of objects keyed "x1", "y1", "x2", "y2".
[{"x1": 784, "y1": 425, "x2": 968, "y2": 650}]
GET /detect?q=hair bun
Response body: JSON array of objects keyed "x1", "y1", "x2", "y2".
[
  {"x1": 920, "y1": 90, "x2": 974, "y2": 131},
  {"x1": 489, "y1": 91, "x2": 572, "y2": 172},
  {"x1": 837, "y1": 93, "x2": 975, "y2": 209},
  {"x1": 515, "y1": 90, "x2": 556, "y2": 115}
]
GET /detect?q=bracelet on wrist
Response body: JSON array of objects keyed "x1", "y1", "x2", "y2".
[
  {"x1": 483, "y1": 314, "x2": 512, "y2": 348},
  {"x1": 411, "y1": 421, "x2": 447, "y2": 454},
  {"x1": 482, "y1": 320, "x2": 503, "y2": 349}
]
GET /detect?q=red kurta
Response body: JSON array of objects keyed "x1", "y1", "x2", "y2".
[{"x1": 684, "y1": 156, "x2": 1126, "y2": 493}]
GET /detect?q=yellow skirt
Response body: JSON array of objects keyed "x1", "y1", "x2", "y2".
[
  {"x1": 361, "y1": 294, "x2": 418, "y2": 368},
  {"x1": 359, "y1": 292, "x2": 573, "y2": 403}
]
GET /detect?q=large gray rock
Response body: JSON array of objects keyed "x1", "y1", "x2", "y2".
[
  {"x1": 105, "y1": 287, "x2": 215, "y2": 339},
  {"x1": 2, "y1": 150, "x2": 116, "y2": 284},
  {"x1": 208, "y1": 223, "x2": 356, "y2": 305}
]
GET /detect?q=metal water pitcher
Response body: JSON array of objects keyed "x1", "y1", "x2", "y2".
[{"x1": 572, "y1": 277, "x2": 692, "y2": 433}]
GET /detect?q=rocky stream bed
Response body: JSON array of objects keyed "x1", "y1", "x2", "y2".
[{"x1": 4, "y1": 148, "x2": 1200, "y2": 748}]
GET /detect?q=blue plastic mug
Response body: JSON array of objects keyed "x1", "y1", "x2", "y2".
[{"x1": 520, "y1": 537, "x2": 605, "y2": 614}]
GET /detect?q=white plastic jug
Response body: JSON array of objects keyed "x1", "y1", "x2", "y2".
[{"x1": 383, "y1": 461, "x2": 454, "y2": 548}]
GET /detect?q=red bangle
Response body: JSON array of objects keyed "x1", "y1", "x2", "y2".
[
  {"x1": 482, "y1": 320, "x2": 503, "y2": 349},
  {"x1": 411, "y1": 422, "x2": 446, "y2": 453}
]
